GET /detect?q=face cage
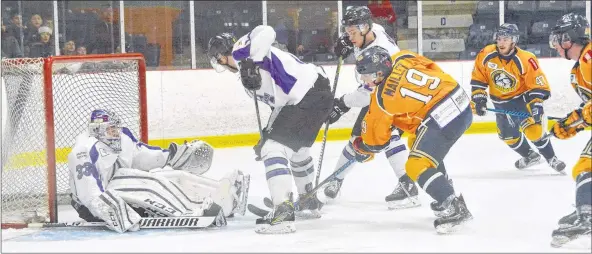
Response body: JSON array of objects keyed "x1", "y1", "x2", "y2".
[{"x1": 89, "y1": 122, "x2": 122, "y2": 152}]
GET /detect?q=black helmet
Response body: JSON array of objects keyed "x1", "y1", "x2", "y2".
[
  {"x1": 355, "y1": 46, "x2": 393, "y2": 83},
  {"x1": 207, "y1": 33, "x2": 236, "y2": 72},
  {"x1": 550, "y1": 13, "x2": 590, "y2": 47},
  {"x1": 494, "y1": 23, "x2": 520, "y2": 43},
  {"x1": 342, "y1": 6, "x2": 373, "y2": 27}
]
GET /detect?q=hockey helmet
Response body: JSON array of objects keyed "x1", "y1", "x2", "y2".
[
  {"x1": 207, "y1": 33, "x2": 237, "y2": 72},
  {"x1": 89, "y1": 109, "x2": 122, "y2": 152},
  {"x1": 342, "y1": 6, "x2": 373, "y2": 32},
  {"x1": 549, "y1": 13, "x2": 590, "y2": 50},
  {"x1": 494, "y1": 23, "x2": 520, "y2": 44},
  {"x1": 355, "y1": 46, "x2": 393, "y2": 85}
]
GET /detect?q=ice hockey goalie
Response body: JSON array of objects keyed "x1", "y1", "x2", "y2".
[{"x1": 67, "y1": 109, "x2": 250, "y2": 233}]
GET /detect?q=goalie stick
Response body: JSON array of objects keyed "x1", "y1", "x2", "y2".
[{"x1": 21, "y1": 215, "x2": 226, "y2": 229}]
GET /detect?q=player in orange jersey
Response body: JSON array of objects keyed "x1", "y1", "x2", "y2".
[
  {"x1": 548, "y1": 13, "x2": 591, "y2": 248},
  {"x1": 470, "y1": 23, "x2": 566, "y2": 172},
  {"x1": 350, "y1": 46, "x2": 473, "y2": 234}
]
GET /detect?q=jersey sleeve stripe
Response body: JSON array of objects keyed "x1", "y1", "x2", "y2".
[
  {"x1": 470, "y1": 80, "x2": 488, "y2": 90},
  {"x1": 122, "y1": 127, "x2": 138, "y2": 143},
  {"x1": 256, "y1": 52, "x2": 298, "y2": 94}
]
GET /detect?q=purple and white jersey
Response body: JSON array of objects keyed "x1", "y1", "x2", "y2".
[
  {"x1": 68, "y1": 127, "x2": 169, "y2": 209},
  {"x1": 344, "y1": 23, "x2": 401, "y2": 108},
  {"x1": 232, "y1": 25, "x2": 327, "y2": 107}
]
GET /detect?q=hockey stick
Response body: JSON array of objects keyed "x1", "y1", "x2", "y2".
[
  {"x1": 253, "y1": 91, "x2": 263, "y2": 136},
  {"x1": 315, "y1": 56, "x2": 344, "y2": 187},
  {"x1": 486, "y1": 108, "x2": 562, "y2": 120},
  {"x1": 249, "y1": 158, "x2": 356, "y2": 217},
  {"x1": 23, "y1": 215, "x2": 225, "y2": 229}
]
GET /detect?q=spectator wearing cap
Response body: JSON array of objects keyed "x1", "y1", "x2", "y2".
[
  {"x1": 28, "y1": 26, "x2": 54, "y2": 57},
  {"x1": 1, "y1": 20, "x2": 24, "y2": 58}
]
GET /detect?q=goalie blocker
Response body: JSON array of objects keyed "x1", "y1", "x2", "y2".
[{"x1": 68, "y1": 109, "x2": 250, "y2": 233}]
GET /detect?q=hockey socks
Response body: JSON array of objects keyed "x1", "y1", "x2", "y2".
[
  {"x1": 264, "y1": 157, "x2": 293, "y2": 206},
  {"x1": 532, "y1": 137, "x2": 556, "y2": 161},
  {"x1": 417, "y1": 167, "x2": 455, "y2": 204},
  {"x1": 506, "y1": 134, "x2": 534, "y2": 158},
  {"x1": 290, "y1": 156, "x2": 315, "y2": 195},
  {"x1": 576, "y1": 172, "x2": 592, "y2": 207}
]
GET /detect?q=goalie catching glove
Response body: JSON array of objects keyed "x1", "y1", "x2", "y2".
[
  {"x1": 166, "y1": 140, "x2": 214, "y2": 175},
  {"x1": 551, "y1": 101, "x2": 592, "y2": 139}
]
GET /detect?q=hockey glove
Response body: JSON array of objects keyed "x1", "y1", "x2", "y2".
[
  {"x1": 328, "y1": 96, "x2": 351, "y2": 124},
  {"x1": 550, "y1": 105, "x2": 590, "y2": 140},
  {"x1": 352, "y1": 137, "x2": 375, "y2": 163},
  {"x1": 526, "y1": 98, "x2": 545, "y2": 124},
  {"x1": 253, "y1": 128, "x2": 270, "y2": 161},
  {"x1": 334, "y1": 34, "x2": 354, "y2": 58},
  {"x1": 239, "y1": 58, "x2": 262, "y2": 90},
  {"x1": 470, "y1": 90, "x2": 488, "y2": 116}
]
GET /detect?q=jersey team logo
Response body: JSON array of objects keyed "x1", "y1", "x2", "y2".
[{"x1": 491, "y1": 69, "x2": 517, "y2": 93}]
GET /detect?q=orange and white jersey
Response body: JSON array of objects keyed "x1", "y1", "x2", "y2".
[
  {"x1": 471, "y1": 44, "x2": 551, "y2": 102},
  {"x1": 571, "y1": 42, "x2": 592, "y2": 102},
  {"x1": 361, "y1": 50, "x2": 463, "y2": 148}
]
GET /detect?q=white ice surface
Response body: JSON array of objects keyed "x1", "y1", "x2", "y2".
[{"x1": 2, "y1": 133, "x2": 591, "y2": 252}]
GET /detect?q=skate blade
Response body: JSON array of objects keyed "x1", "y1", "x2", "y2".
[
  {"x1": 435, "y1": 216, "x2": 473, "y2": 234},
  {"x1": 255, "y1": 221, "x2": 296, "y2": 234},
  {"x1": 516, "y1": 158, "x2": 542, "y2": 170},
  {"x1": 387, "y1": 197, "x2": 421, "y2": 210},
  {"x1": 551, "y1": 232, "x2": 592, "y2": 249},
  {"x1": 235, "y1": 174, "x2": 251, "y2": 216},
  {"x1": 295, "y1": 210, "x2": 322, "y2": 219}
]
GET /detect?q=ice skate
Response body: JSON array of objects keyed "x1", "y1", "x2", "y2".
[
  {"x1": 558, "y1": 209, "x2": 578, "y2": 228},
  {"x1": 385, "y1": 176, "x2": 421, "y2": 210},
  {"x1": 295, "y1": 192, "x2": 323, "y2": 219},
  {"x1": 515, "y1": 151, "x2": 542, "y2": 169},
  {"x1": 547, "y1": 156, "x2": 567, "y2": 174},
  {"x1": 255, "y1": 196, "x2": 296, "y2": 234},
  {"x1": 551, "y1": 205, "x2": 591, "y2": 248},
  {"x1": 323, "y1": 178, "x2": 344, "y2": 199},
  {"x1": 434, "y1": 195, "x2": 473, "y2": 234}
]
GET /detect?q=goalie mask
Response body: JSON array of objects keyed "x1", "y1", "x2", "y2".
[{"x1": 89, "y1": 109, "x2": 122, "y2": 152}]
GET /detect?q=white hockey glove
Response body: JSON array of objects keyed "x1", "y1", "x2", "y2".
[{"x1": 166, "y1": 140, "x2": 214, "y2": 175}]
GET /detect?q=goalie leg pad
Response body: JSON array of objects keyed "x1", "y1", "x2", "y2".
[
  {"x1": 167, "y1": 140, "x2": 214, "y2": 175},
  {"x1": 88, "y1": 189, "x2": 142, "y2": 233},
  {"x1": 108, "y1": 168, "x2": 203, "y2": 217}
]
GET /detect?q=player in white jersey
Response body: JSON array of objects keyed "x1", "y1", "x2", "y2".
[
  {"x1": 207, "y1": 25, "x2": 333, "y2": 234},
  {"x1": 324, "y1": 6, "x2": 421, "y2": 210},
  {"x1": 68, "y1": 109, "x2": 250, "y2": 233}
]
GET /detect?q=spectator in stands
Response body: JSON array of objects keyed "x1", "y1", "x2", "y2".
[
  {"x1": 24, "y1": 14, "x2": 44, "y2": 48},
  {"x1": 62, "y1": 40, "x2": 76, "y2": 55},
  {"x1": 76, "y1": 45, "x2": 87, "y2": 55},
  {"x1": 28, "y1": 26, "x2": 53, "y2": 57},
  {"x1": 90, "y1": 6, "x2": 120, "y2": 54},
  {"x1": 1, "y1": 20, "x2": 24, "y2": 58},
  {"x1": 6, "y1": 11, "x2": 26, "y2": 48}
]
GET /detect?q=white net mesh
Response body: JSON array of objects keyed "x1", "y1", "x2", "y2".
[{"x1": 1, "y1": 56, "x2": 146, "y2": 226}]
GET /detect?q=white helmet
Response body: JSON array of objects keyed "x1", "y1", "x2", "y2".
[{"x1": 88, "y1": 109, "x2": 122, "y2": 152}]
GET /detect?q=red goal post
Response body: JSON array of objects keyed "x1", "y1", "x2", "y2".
[{"x1": 1, "y1": 53, "x2": 148, "y2": 229}]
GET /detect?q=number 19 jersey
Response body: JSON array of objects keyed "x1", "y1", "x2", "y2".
[{"x1": 363, "y1": 50, "x2": 460, "y2": 146}]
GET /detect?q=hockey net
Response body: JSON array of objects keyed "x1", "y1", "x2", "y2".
[{"x1": 1, "y1": 53, "x2": 147, "y2": 229}]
